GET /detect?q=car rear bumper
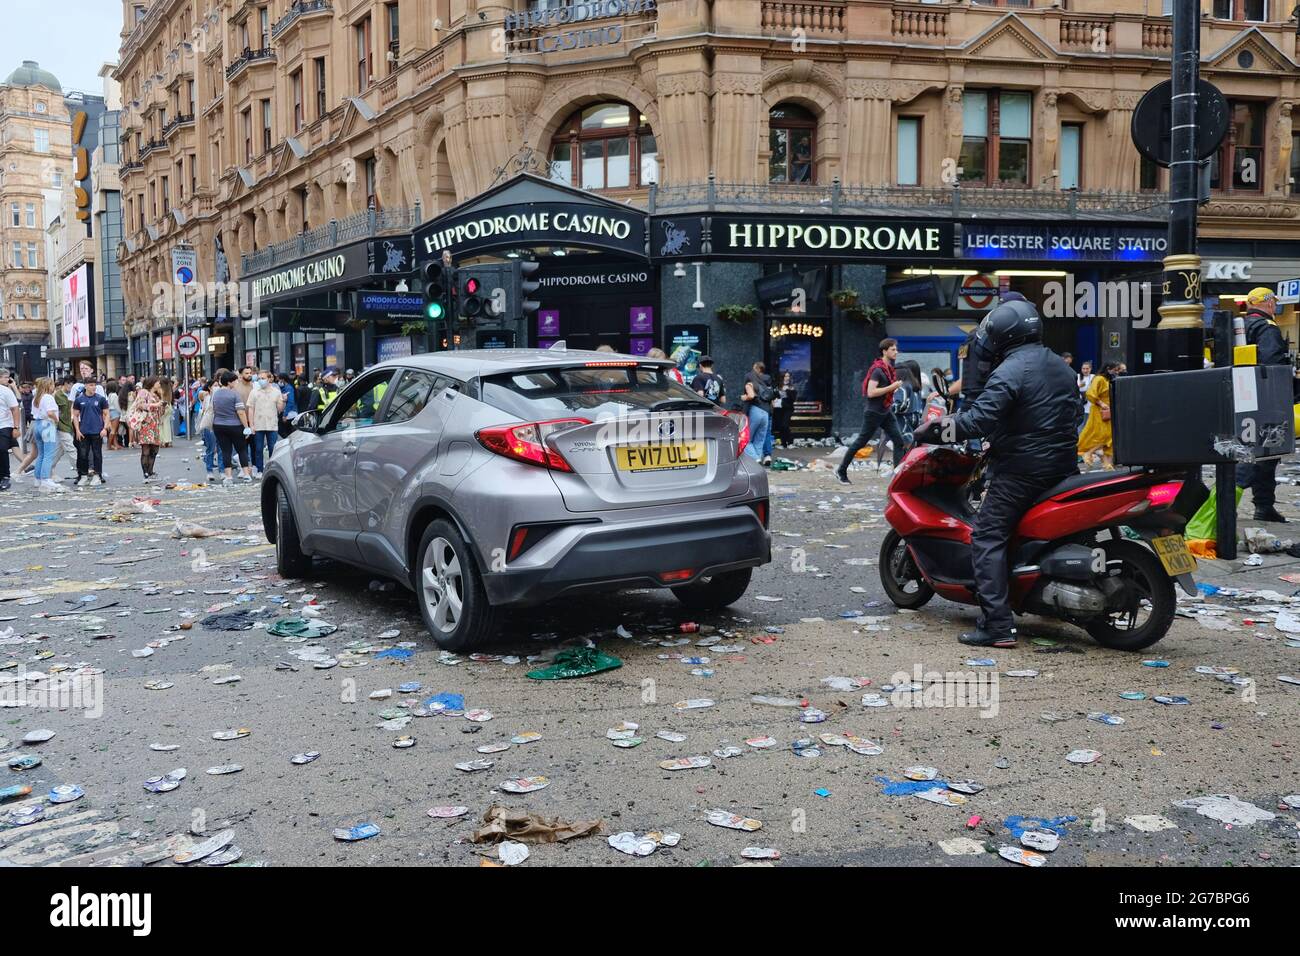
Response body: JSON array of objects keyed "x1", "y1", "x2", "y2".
[{"x1": 482, "y1": 508, "x2": 771, "y2": 607}]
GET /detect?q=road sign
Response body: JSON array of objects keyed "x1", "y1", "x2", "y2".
[
  {"x1": 172, "y1": 247, "x2": 198, "y2": 285},
  {"x1": 176, "y1": 333, "x2": 201, "y2": 358},
  {"x1": 1278, "y1": 278, "x2": 1300, "y2": 306},
  {"x1": 959, "y1": 274, "x2": 997, "y2": 311},
  {"x1": 1131, "y1": 79, "x2": 1230, "y2": 167}
]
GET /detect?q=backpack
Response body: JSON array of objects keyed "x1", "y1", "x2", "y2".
[{"x1": 756, "y1": 377, "x2": 777, "y2": 403}]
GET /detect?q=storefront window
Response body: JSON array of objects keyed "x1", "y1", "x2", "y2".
[
  {"x1": 1060, "y1": 124, "x2": 1081, "y2": 190},
  {"x1": 769, "y1": 104, "x2": 816, "y2": 184},
  {"x1": 1211, "y1": 100, "x2": 1265, "y2": 192},
  {"x1": 897, "y1": 117, "x2": 920, "y2": 186},
  {"x1": 960, "y1": 90, "x2": 1031, "y2": 186},
  {"x1": 550, "y1": 102, "x2": 655, "y2": 191}
]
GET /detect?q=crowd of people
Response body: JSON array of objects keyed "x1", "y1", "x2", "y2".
[{"x1": 0, "y1": 365, "x2": 353, "y2": 493}]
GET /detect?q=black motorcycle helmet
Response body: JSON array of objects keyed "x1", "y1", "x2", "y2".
[{"x1": 963, "y1": 299, "x2": 1042, "y2": 402}]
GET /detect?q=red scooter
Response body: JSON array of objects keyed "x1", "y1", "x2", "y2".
[{"x1": 879, "y1": 445, "x2": 1206, "y2": 650}]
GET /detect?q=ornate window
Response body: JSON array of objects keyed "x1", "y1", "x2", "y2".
[
  {"x1": 769, "y1": 104, "x2": 816, "y2": 184},
  {"x1": 549, "y1": 102, "x2": 657, "y2": 190}
]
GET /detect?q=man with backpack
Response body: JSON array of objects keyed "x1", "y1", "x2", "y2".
[{"x1": 836, "y1": 338, "x2": 909, "y2": 484}]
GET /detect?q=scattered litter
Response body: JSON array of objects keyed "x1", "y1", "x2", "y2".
[
  {"x1": 939, "y1": 837, "x2": 986, "y2": 856},
  {"x1": 1020, "y1": 830, "x2": 1060, "y2": 852},
  {"x1": 472, "y1": 805, "x2": 601, "y2": 845},
  {"x1": 609, "y1": 830, "x2": 680, "y2": 857},
  {"x1": 1066, "y1": 750, "x2": 1101, "y2": 764},
  {"x1": 526, "y1": 646, "x2": 622, "y2": 680},
  {"x1": 706, "y1": 810, "x2": 762, "y2": 831},
  {"x1": 999, "y1": 845, "x2": 1047, "y2": 867},
  {"x1": 333, "y1": 823, "x2": 380, "y2": 842},
  {"x1": 1125, "y1": 814, "x2": 1178, "y2": 833},
  {"x1": 674, "y1": 699, "x2": 715, "y2": 710},
  {"x1": 659, "y1": 756, "x2": 711, "y2": 771},
  {"x1": 499, "y1": 776, "x2": 550, "y2": 793},
  {"x1": 1173, "y1": 794, "x2": 1276, "y2": 826}
]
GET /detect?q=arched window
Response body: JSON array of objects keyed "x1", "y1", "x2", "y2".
[
  {"x1": 549, "y1": 102, "x2": 657, "y2": 190},
  {"x1": 769, "y1": 104, "x2": 816, "y2": 184}
]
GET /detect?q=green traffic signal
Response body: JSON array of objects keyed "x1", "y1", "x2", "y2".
[{"x1": 425, "y1": 301, "x2": 445, "y2": 320}]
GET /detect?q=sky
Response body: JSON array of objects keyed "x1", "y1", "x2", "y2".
[{"x1": 0, "y1": 0, "x2": 125, "y2": 98}]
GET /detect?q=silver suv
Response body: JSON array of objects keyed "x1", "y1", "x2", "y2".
[{"x1": 261, "y1": 348, "x2": 771, "y2": 649}]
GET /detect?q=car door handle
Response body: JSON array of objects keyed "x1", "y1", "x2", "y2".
[{"x1": 343, "y1": 441, "x2": 358, "y2": 456}]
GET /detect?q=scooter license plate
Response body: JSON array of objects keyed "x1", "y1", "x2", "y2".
[{"x1": 1152, "y1": 534, "x2": 1197, "y2": 577}]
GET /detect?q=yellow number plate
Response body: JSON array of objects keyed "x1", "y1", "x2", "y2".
[
  {"x1": 1152, "y1": 534, "x2": 1197, "y2": 577},
  {"x1": 616, "y1": 442, "x2": 708, "y2": 473}
]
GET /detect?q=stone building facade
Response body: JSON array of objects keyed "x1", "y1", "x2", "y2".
[
  {"x1": 114, "y1": 0, "x2": 1300, "y2": 431},
  {"x1": 0, "y1": 61, "x2": 72, "y2": 374}
]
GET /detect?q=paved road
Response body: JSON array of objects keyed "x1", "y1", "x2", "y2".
[{"x1": 1, "y1": 442, "x2": 1297, "y2": 867}]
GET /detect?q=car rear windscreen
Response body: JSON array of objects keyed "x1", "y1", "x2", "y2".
[{"x1": 478, "y1": 366, "x2": 713, "y2": 421}]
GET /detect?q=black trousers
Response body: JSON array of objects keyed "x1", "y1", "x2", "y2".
[
  {"x1": 0, "y1": 431, "x2": 11, "y2": 481},
  {"x1": 839, "y1": 408, "x2": 908, "y2": 473},
  {"x1": 971, "y1": 470, "x2": 1072, "y2": 636},
  {"x1": 1235, "y1": 458, "x2": 1279, "y2": 512},
  {"x1": 76, "y1": 435, "x2": 103, "y2": 476}
]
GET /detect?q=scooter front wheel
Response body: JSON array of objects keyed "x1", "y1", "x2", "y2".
[{"x1": 879, "y1": 530, "x2": 935, "y2": 610}]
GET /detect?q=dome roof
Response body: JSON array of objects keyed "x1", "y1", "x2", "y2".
[{"x1": 4, "y1": 61, "x2": 61, "y2": 93}]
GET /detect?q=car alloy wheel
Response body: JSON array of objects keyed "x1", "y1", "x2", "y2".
[{"x1": 422, "y1": 536, "x2": 464, "y2": 635}]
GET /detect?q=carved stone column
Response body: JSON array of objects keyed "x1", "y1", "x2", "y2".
[
  {"x1": 1273, "y1": 101, "x2": 1293, "y2": 195},
  {"x1": 465, "y1": 95, "x2": 517, "y2": 195},
  {"x1": 387, "y1": 130, "x2": 425, "y2": 210},
  {"x1": 1105, "y1": 91, "x2": 1142, "y2": 192},
  {"x1": 442, "y1": 101, "x2": 475, "y2": 198},
  {"x1": 844, "y1": 80, "x2": 888, "y2": 187},
  {"x1": 712, "y1": 68, "x2": 763, "y2": 184},
  {"x1": 944, "y1": 86, "x2": 964, "y2": 175},
  {"x1": 1037, "y1": 91, "x2": 1059, "y2": 189},
  {"x1": 657, "y1": 65, "x2": 711, "y2": 185}
]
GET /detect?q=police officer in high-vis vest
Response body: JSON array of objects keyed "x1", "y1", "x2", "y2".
[
  {"x1": 314, "y1": 368, "x2": 341, "y2": 414},
  {"x1": 1236, "y1": 287, "x2": 1294, "y2": 523}
]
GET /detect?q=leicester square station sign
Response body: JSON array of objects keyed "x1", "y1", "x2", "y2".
[{"x1": 506, "y1": 0, "x2": 656, "y2": 53}]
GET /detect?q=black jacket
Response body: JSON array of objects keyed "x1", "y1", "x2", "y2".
[
  {"x1": 953, "y1": 343, "x2": 1081, "y2": 477},
  {"x1": 1244, "y1": 310, "x2": 1289, "y2": 367}
]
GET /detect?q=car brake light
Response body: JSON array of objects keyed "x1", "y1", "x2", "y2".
[
  {"x1": 1146, "y1": 482, "x2": 1182, "y2": 507},
  {"x1": 476, "y1": 417, "x2": 591, "y2": 472},
  {"x1": 751, "y1": 499, "x2": 768, "y2": 527},
  {"x1": 583, "y1": 361, "x2": 637, "y2": 368},
  {"x1": 660, "y1": 568, "x2": 695, "y2": 583}
]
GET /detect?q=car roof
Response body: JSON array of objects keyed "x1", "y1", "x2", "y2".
[{"x1": 366, "y1": 348, "x2": 672, "y2": 378}]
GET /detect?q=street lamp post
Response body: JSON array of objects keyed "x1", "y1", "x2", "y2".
[{"x1": 1155, "y1": 0, "x2": 1205, "y2": 372}]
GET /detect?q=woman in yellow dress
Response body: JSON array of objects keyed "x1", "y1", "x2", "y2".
[{"x1": 1077, "y1": 362, "x2": 1122, "y2": 469}]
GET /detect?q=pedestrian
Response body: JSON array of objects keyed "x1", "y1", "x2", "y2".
[
  {"x1": 196, "y1": 377, "x2": 222, "y2": 480},
  {"x1": 1077, "y1": 361, "x2": 1121, "y2": 470},
  {"x1": 18, "y1": 381, "x2": 34, "y2": 455},
  {"x1": 72, "y1": 377, "x2": 109, "y2": 487},
  {"x1": 1061, "y1": 351, "x2": 1074, "y2": 371},
  {"x1": 105, "y1": 382, "x2": 123, "y2": 450},
  {"x1": 741, "y1": 361, "x2": 775, "y2": 465},
  {"x1": 1236, "y1": 287, "x2": 1294, "y2": 522},
  {"x1": 276, "y1": 372, "x2": 298, "y2": 435},
  {"x1": 131, "y1": 376, "x2": 165, "y2": 482},
  {"x1": 772, "y1": 371, "x2": 798, "y2": 448},
  {"x1": 312, "y1": 368, "x2": 341, "y2": 413},
  {"x1": 210, "y1": 370, "x2": 254, "y2": 484},
  {"x1": 247, "y1": 369, "x2": 285, "y2": 476},
  {"x1": 836, "y1": 338, "x2": 909, "y2": 483},
  {"x1": 125, "y1": 383, "x2": 141, "y2": 448},
  {"x1": 51, "y1": 375, "x2": 79, "y2": 481},
  {"x1": 158, "y1": 377, "x2": 175, "y2": 448},
  {"x1": 0, "y1": 369, "x2": 18, "y2": 491},
  {"x1": 690, "y1": 355, "x2": 726, "y2": 405},
  {"x1": 30, "y1": 377, "x2": 64, "y2": 495},
  {"x1": 646, "y1": 348, "x2": 684, "y2": 384}
]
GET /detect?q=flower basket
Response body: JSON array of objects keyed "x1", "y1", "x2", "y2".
[
  {"x1": 716, "y1": 304, "x2": 759, "y2": 324},
  {"x1": 829, "y1": 288, "x2": 860, "y2": 309}
]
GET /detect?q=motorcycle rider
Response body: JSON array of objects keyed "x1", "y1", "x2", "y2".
[
  {"x1": 1235, "y1": 287, "x2": 1292, "y2": 523},
  {"x1": 914, "y1": 299, "x2": 1081, "y2": 648}
]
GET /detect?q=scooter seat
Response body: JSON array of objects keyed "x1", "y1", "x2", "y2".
[{"x1": 1031, "y1": 467, "x2": 1147, "y2": 506}]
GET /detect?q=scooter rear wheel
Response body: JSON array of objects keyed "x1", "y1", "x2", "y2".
[
  {"x1": 1085, "y1": 540, "x2": 1175, "y2": 651},
  {"x1": 879, "y1": 530, "x2": 935, "y2": 610}
]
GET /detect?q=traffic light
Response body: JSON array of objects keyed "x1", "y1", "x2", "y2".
[
  {"x1": 514, "y1": 260, "x2": 541, "y2": 320},
  {"x1": 421, "y1": 260, "x2": 449, "y2": 321},
  {"x1": 457, "y1": 269, "x2": 485, "y2": 319}
]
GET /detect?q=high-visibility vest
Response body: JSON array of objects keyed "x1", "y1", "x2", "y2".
[{"x1": 316, "y1": 385, "x2": 339, "y2": 411}]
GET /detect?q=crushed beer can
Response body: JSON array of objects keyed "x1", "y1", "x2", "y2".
[
  {"x1": 290, "y1": 751, "x2": 320, "y2": 765},
  {"x1": 333, "y1": 823, "x2": 380, "y2": 842},
  {"x1": 175, "y1": 828, "x2": 236, "y2": 863},
  {"x1": 206, "y1": 764, "x2": 243, "y2": 775},
  {"x1": 1066, "y1": 749, "x2": 1102, "y2": 764},
  {"x1": 741, "y1": 847, "x2": 781, "y2": 860},
  {"x1": 499, "y1": 776, "x2": 549, "y2": 793},
  {"x1": 658, "y1": 756, "x2": 711, "y2": 771},
  {"x1": 999, "y1": 845, "x2": 1047, "y2": 867},
  {"x1": 706, "y1": 810, "x2": 763, "y2": 831},
  {"x1": 455, "y1": 759, "x2": 494, "y2": 772},
  {"x1": 428, "y1": 806, "x2": 471, "y2": 818}
]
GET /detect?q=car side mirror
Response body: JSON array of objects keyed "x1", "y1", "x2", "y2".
[{"x1": 293, "y1": 410, "x2": 320, "y2": 433}]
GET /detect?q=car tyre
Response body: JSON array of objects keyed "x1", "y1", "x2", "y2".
[
  {"x1": 671, "y1": 568, "x2": 753, "y2": 610},
  {"x1": 275, "y1": 485, "x2": 312, "y2": 578},
  {"x1": 414, "y1": 519, "x2": 498, "y2": 651}
]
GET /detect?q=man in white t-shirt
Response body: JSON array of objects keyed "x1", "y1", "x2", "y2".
[{"x1": 0, "y1": 369, "x2": 19, "y2": 491}]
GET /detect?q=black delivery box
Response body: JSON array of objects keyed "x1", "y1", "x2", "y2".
[{"x1": 1112, "y1": 365, "x2": 1295, "y2": 466}]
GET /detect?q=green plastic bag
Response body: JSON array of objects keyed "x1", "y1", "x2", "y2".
[
  {"x1": 1185, "y1": 485, "x2": 1243, "y2": 542},
  {"x1": 268, "y1": 617, "x2": 337, "y2": 639},
  {"x1": 527, "y1": 646, "x2": 623, "y2": 681}
]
